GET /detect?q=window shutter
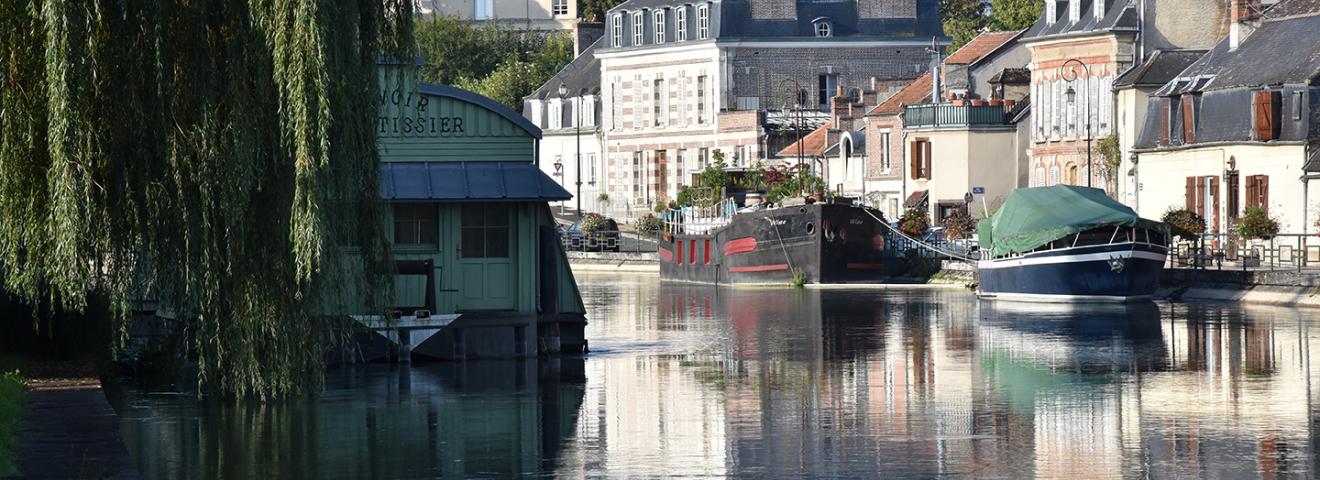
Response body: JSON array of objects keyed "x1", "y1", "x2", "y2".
[
  {"x1": 922, "y1": 142, "x2": 932, "y2": 179},
  {"x1": 1181, "y1": 95, "x2": 1195, "y2": 143},
  {"x1": 1254, "y1": 91, "x2": 1273, "y2": 141},
  {"x1": 1185, "y1": 176, "x2": 1195, "y2": 210},
  {"x1": 1245, "y1": 175, "x2": 1257, "y2": 210},
  {"x1": 910, "y1": 141, "x2": 920, "y2": 180}
]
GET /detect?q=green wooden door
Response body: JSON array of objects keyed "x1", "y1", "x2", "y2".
[{"x1": 457, "y1": 203, "x2": 515, "y2": 310}]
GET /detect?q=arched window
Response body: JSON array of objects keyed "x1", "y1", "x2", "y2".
[
  {"x1": 813, "y1": 18, "x2": 832, "y2": 38},
  {"x1": 1035, "y1": 167, "x2": 1046, "y2": 187},
  {"x1": 1066, "y1": 163, "x2": 1078, "y2": 184},
  {"x1": 1049, "y1": 166, "x2": 1060, "y2": 185}
]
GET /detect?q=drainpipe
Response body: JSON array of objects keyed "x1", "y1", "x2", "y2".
[{"x1": 901, "y1": 130, "x2": 910, "y2": 215}]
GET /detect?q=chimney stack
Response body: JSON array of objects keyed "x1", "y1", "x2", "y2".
[
  {"x1": 573, "y1": 21, "x2": 605, "y2": 56},
  {"x1": 1229, "y1": 0, "x2": 1262, "y2": 51},
  {"x1": 831, "y1": 84, "x2": 851, "y2": 127}
]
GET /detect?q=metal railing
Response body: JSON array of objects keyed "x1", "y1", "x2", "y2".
[
  {"x1": 663, "y1": 198, "x2": 738, "y2": 236},
  {"x1": 903, "y1": 103, "x2": 1011, "y2": 128},
  {"x1": 1169, "y1": 233, "x2": 1320, "y2": 272},
  {"x1": 560, "y1": 230, "x2": 660, "y2": 253}
]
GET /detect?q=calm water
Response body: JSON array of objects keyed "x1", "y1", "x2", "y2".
[{"x1": 111, "y1": 272, "x2": 1320, "y2": 478}]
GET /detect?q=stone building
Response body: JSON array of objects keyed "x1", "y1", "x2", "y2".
[
  {"x1": 525, "y1": 38, "x2": 607, "y2": 217},
  {"x1": 1133, "y1": 0, "x2": 1320, "y2": 234},
  {"x1": 596, "y1": 0, "x2": 943, "y2": 215},
  {"x1": 1022, "y1": 0, "x2": 1232, "y2": 197},
  {"x1": 417, "y1": 0, "x2": 578, "y2": 30}
]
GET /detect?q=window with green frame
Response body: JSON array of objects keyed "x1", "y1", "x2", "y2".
[
  {"x1": 461, "y1": 203, "x2": 510, "y2": 258},
  {"x1": 393, "y1": 203, "x2": 437, "y2": 245}
]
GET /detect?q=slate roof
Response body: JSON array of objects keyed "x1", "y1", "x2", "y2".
[
  {"x1": 1113, "y1": 49, "x2": 1206, "y2": 89},
  {"x1": 1306, "y1": 145, "x2": 1320, "y2": 172},
  {"x1": 988, "y1": 67, "x2": 1030, "y2": 85},
  {"x1": 866, "y1": 72, "x2": 933, "y2": 116},
  {"x1": 604, "y1": 0, "x2": 945, "y2": 51},
  {"x1": 1022, "y1": 0, "x2": 1138, "y2": 41},
  {"x1": 944, "y1": 31, "x2": 1023, "y2": 65},
  {"x1": 1154, "y1": 6, "x2": 1320, "y2": 96},
  {"x1": 527, "y1": 38, "x2": 602, "y2": 100},
  {"x1": 822, "y1": 129, "x2": 866, "y2": 156},
  {"x1": 777, "y1": 122, "x2": 834, "y2": 157}
]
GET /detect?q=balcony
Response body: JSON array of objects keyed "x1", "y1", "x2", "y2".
[{"x1": 903, "y1": 103, "x2": 1012, "y2": 129}]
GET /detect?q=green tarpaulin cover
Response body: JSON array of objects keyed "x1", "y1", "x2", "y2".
[{"x1": 978, "y1": 185, "x2": 1161, "y2": 257}]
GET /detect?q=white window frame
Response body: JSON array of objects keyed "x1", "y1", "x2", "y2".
[
  {"x1": 612, "y1": 14, "x2": 624, "y2": 47},
  {"x1": 697, "y1": 5, "x2": 709, "y2": 40},
  {"x1": 676, "y1": 8, "x2": 687, "y2": 41},
  {"x1": 815, "y1": 21, "x2": 831, "y2": 38},
  {"x1": 696, "y1": 75, "x2": 707, "y2": 124},
  {"x1": 552, "y1": 0, "x2": 569, "y2": 17},
  {"x1": 633, "y1": 12, "x2": 644, "y2": 46},
  {"x1": 881, "y1": 130, "x2": 891, "y2": 170},
  {"x1": 654, "y1": 10, "x2": 666, "y2": 44}
]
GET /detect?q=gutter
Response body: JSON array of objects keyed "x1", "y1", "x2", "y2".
[{"x1": 1131, "y1": 140, "x2": 1307, "y2": 154}]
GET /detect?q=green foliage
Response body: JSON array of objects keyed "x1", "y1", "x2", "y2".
[
  {"x1": 1236, "y1": 207, "x2": 1280, "y2": 240},
  {"x1": 634, "y1": 213, "x2": 664, "y2": 235},
  {"x1": 0, "y1": 371, "x2": 22, "y2": 477},
  {"x1": 580, "y1": 213, "x2": 609, "y2": 233},
  {"x1": 900, "y1": 208, "x2": 932, "y2": 237},
  {"x1": 765, "y1": 165, "x2": 826, "y2": 203},
  {"x1": 942, "y1": 211, "x2": 975, "y2": 240},
  {"x1": 596, "y1": 192, "x2": 611, "y2": 207},
  {"x1": 1161, "y1": 207, "x2": 1206, "y2": 236},
  {"x1": 580, "y1": 0, "x2": 626, "y2": 22},
  {"x1": 941, "y1": 0, "x2": 989, "y2": 52},
  {"x1": 416, "y1": 15, "x2": 572, "y2": 111},
  {"x1": 0, "y1": 0, "x2": 411, "y2": 399},
  {"x1": 695, "y1": 155, "x2": 732, "y2": 193},
  {"x1": 988, "y1": 0, "x2": 1045, "y2": 31},
  {"x1": 791, "y1": 268, "x2": 808, "y2": 288},
  {"x1": 740, "y1": 160, "x2": 767, "y2": 191}
]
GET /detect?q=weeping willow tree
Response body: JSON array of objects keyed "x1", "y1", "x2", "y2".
[{"x1": 0, "y1": 0, "x2": 413, "y2": 398}]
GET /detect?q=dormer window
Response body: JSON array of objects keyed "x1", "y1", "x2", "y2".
[
  {"x1": 1093, "y1": 0, "x2": 1105, "y2": 19},
  {"x1": 1068, "y1": 0, "x2": 1080, "y2": 23},
  {"x1": 676, "y1": 7, "x2": 687, "y2": 41},
  {"x1": 813, "y1": 18, "x2": 833, "y2": 38},
  {"x1": 1046, "y1": 0, "x2": 1056, "y2": 25},
  {"x1": 697, "y1": 5, "x2": 710, "y2": 39},
  {"x1": 632, "y1": 11, "x2": 644, "y2": 46},
  {"x1": 654, "y1": 10, "x2": 666, "y2": 44},
  {"x1": 612, "y1": 14, "x2": 624, "y2": 47}
]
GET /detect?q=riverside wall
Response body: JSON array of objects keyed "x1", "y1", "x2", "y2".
[{"x1": 1158, "y1": 268, "x2": 1320, "y2": 308}]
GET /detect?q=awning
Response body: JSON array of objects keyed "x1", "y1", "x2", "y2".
[
  {"x1": 904, "y1": 190, "x2": 929, "y2": 208},
  {"x1": 380, "y1": 162, "x2": 572, "y2": 201}
]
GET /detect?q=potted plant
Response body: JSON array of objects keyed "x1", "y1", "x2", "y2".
[
  {"x1": 1161, "y1": 207, "x2": 1206, "y2": 238},
  {"x1": 1003, "y1": 99, "x2": 1016, "y2": 109},
  {"x1": 970, "y1": 99, "x2": 986, "y2": 107},
  {"x1": 1237, "y1": 206, "x2": 1280, "y2": 240},
  {"x1": 899, "y1": 207, "x2": 930, "y2": 237},
  {"x1": 942, "y1": 211, "x2": 974, "y2": 241}
]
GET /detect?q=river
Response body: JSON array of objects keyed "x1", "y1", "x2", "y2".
[{"x1": 109, "y1": 272, "x2": 1320, "y2": 478}]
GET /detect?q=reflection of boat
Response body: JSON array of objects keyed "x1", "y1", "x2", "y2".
[
  {"x1": 978, "y1": 300, "x2": 1167, "y2": 373},
  {"x1": 660, "y1": 202, "x2": 901, "y2": 284},
  {"x1": 976, "y1": 186, "x2": 1169, "y2": 302}
]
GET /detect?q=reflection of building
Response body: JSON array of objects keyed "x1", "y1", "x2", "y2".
[{"x1": 119, "y1": 359, "x2": 586, "y2": 478}]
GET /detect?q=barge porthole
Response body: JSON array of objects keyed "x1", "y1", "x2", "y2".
[{"x1": 805, "y1": 222, "x2": 816, "y2": 235}]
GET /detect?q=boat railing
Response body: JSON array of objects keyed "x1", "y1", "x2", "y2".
[
  {"x1": 981, "y1": 225, "x2": 1170, "y2": 261},
  {"x1": 1169, "y1": 232, "x2": 1320, "y2": 272},
  {"x1": 662, "y1": 198, "x2": 738, "y2": 236}
]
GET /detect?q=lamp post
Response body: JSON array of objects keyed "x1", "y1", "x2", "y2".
[
  {"x1": 1059, "y1": 58, "x2": 1093, "y2": 188},
  {"x1": 558, "y1": 84, "x2": 583, "y2": 218},
  {"x1": 779, "y1": 79, "x2": 806, "y2": 195}
]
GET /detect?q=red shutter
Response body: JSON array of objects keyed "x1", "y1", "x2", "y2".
[
  {"x1": 922, "y1": 141, "x2": 932, "y2": 180},
  {"x1": 910, "y1": 141, "x2": 920, "y2": 180},
  {"x1": 1181, "y1": 96, "x2": 1195, "y2": 143},
  {"x1": 1185, "y1": 177, "x2": 1195, "y2": 210},
  {"x1": 1254, "y1": 91, "x2": 1274, "y2": 141}
]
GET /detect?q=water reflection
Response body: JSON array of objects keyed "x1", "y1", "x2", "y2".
[{"x1": 112, "y1": 274, "x2": 1320, "y2": 478}]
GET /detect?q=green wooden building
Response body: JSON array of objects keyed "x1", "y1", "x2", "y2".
[{"x1": 369, "y1": 71, "x2": 586, "y2": 359}]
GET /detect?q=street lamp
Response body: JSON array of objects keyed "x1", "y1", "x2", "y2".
[
  {"x1": 1059, "y1": 58, "x2": 1093, "y2": 188},
  {"x1": 778, "y1": 79, "x2": 806, "y2": 195},
  {"x1": 558, "y1": 83, "x2": 583, "y2": 218}
]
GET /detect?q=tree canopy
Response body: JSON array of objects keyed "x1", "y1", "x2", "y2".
[
  {"x1": 415, "y1": 15, "x2": 573, "y2": 111},
  {"x1": 988, "y1": 0, "x2": 1044, "y2": 32},
  {"x1": 941, "y1": 0, "x2": 989, "y2": 52},
  {"x1": 0, "y1": 0, "x2": 412, "y2": 398},
  {"x1": 580, "y1": 0, "x2": 625, "y2": 22}
]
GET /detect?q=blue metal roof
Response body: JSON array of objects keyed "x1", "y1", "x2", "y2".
[{"x1": 380, "y1": 162, "x2": 572, "y2": 202}]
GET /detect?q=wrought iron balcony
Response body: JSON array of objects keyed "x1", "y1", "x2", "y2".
[{"x1": 903, "y1": 103, "x2": 1012, "y2": 128}]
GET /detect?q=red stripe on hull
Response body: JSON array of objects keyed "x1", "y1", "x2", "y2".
[
  {"x1": 658, "y1": 248, "x2": 673, "y2": 262},
  {"x1": 722, "y1": 237, "x2": 758, "y2": 255},
  {"x1": 846, "y1": 263, "x2": 885, "y2": 270},
  {"x1": 729, "y1": 263, "x2": 790, "y2": 273}
]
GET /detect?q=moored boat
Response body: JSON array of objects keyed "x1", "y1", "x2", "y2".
[
  {"x1": 976, "y1": 185, "x2": 1169, "y2": 302},
  {"x1": 659, "y1": 200, "x2": 900, "y2": 284}
]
